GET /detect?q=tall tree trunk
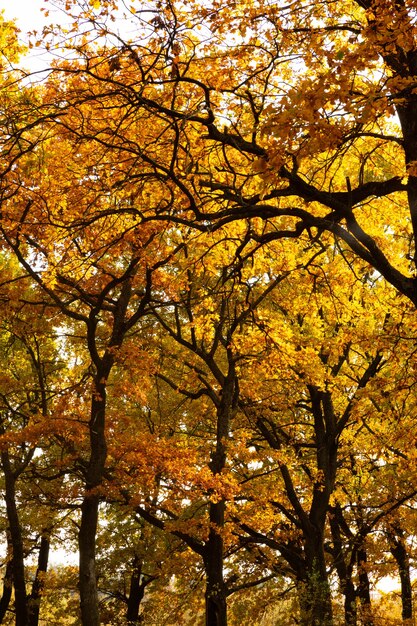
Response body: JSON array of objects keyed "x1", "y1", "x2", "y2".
[
  {"x1": 204, "y1": 501, "x2": 227, "y2": 626},
  {"x1": 329, "y1": 510, "x2": 356, "y2": 626},
  {"x1": 300, "y1": 388, "x2": 336, "y2": 626},
  {"x1": 79, "y1": 377, "x2": 108, "y2": 626},
  {"x1": 357, "y1": 547, "x2": 374, "y2": 626},
  {"x1": 28, "y1": 532, "x2": 50, "y2": 626},
  {"x1": 301, "y1": 534, "x2": 333, "y2": 626},
  {"x1": 342, "y1": 576, "x2": 357, "y2": 626},
  {"x1": 78, "y1": 278, "x2": 133, "y2": 625},
  {"x1": 202, "y1": 362, "x2": 237, "y2": 626},
  {"x1": 387, "y1": 524, "x2": 413, "y2": 624},
  {"x1": 79, "y1": 493, "x2": 101, "y2": 626},
  {"x1": 1, "y1": 451, "x2": 28, "y2": 626},
  {"x1": 126, "y1": 558, "x2": 146, "y2": 624},
  {"x1": 0, "y1": 555, "x2": 13, "y2": 623}
]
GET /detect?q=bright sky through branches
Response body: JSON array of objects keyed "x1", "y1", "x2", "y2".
[
  {"x1": 0, "y1": 0, "x2": 46, "y2": 33},
  {"x1": 0, "y1": 0, "x2": 58, "y2": 70}
]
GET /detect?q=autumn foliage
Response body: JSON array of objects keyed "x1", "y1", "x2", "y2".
[{"x1": 2, "y1": 0, "x2": 417, "y2": 625}]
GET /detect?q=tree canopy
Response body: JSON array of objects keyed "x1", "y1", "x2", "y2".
[{"x1": 1, "y1": 1, "x2": 417, "y2": 625}]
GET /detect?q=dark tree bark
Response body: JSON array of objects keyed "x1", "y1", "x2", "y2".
[
  {"x1": 356, "y1": 547, "x2": 374, "y2": 626},
  {"x1": 299, "y1": 534, "x2": 333, "y2": 626},
  {"x1": 202, "y1": 364, "x2": 237, "y2": 626},
  {"x1": 386, "y1": 523, "x2": 413, "y2": 624},
  {"x1": 1, "y1": 450, "x2": 29, "y2": 626},
  {"x1": 272, "y1": 386, "x2": 337, "y2": 626},
  {"x1": 126, "y1": 565, "x2": 144, "y2": 624},
  {"x1": 78, "y1": 497, "x2": 100, "y2": 626},
  {"x1": 329, "y1": 507, "x2": 357, "y2": 626},
  {"x1": 342, "y1": 577, "x2": 357, "y2": 626},
  {"x1": 126, "y1": 557, "x2": 156, "y2": 624},
  {"x1": 79, "y1": 375, "x2": 109, "y2": 626},
  {"x1": 0, "y1": 556, "x2": 13, "y2": 623},
  {"x1": 78, "y1": 273, "x2": 142, "y2": 626},
  {"x1": 28, "y1": 532, "x2": 50, "y2": 626},
  {"x1": 203, "y1": 501, "x2": 227, "y2": 626}
]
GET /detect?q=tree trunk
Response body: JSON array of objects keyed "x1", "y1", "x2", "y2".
[
  {"x1": 357, "y1": 547, "x2": 373, "y2": 626},
  {"x1": 329, "y1": 511, "x2": 356, "y2": 626},
  {"x1": 0, "y1": 557, "x2": 13, "y2": 623},
  {"x1": 299, "y1": 388, "x2": 336, "y2": 626},
  {"x1": 126, "y1": 558, "x2": 145, "y2": 624},
  {"x1": 301, "y1": 537, "x2": 333, "y2": 626},
  {"x1": 78, "y1": 279, "x2": 133, "y2": 625},
  {"x1": 387, "y1": 524, "x2": 413, "y2": 623},
  {"x1": 79, "y1": 492, "x2": 101, "y2": 626},
  {"x1": 28, "y1": 532, "x2": 50, "y2": 626},
  {"x1": 202, "y1": 363, "x2": 237, "y2": 626},
  {"x1": 343, "y1": 576, "x2": 357, "y2": 626},
  {"x1": 79, "y1": 378, "x2": 108, "y2": 626},
  {"x1": 397, "y1": 555, "x2": 413, "y2": 623},
  {"x1": 1, "y1": 451, "x2": 29, "y2": 626},
  {"x1": 204, "y1": 503, "x2": 227, "y2": 626}
]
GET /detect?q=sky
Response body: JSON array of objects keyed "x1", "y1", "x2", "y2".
[
  {"x1": 0, "y1": 0, "x2": 48, "y2": 34},
  {"x1": 0, "y1": 0, "x2": 66, "y2": 71}
]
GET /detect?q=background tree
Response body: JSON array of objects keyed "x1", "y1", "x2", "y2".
[
  {"x1": 0, "y1": 95, "x2": 189, "y2": 623},
  {"x1": 0, "y1": 257, "x2": 69, "y2": 626}
]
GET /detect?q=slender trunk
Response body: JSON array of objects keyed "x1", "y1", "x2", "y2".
[
  {"x1": 126, "y1": 558, "x2": 145, "y2": 624},
  {"x1": 78, "y1": 279, "x2": 133, "y2": 624},
  {"x1": 329, "y1": 512, "x2": 356, "y2": 626},
  {"x1": 28, "y1": 533, "x2": 50, "y2": 626},
  {"x1": 357, "y1": 547, "x2": 373, "y2": 626},
  {"x1": 343, "y1": 577, "x2": 357, "y2": 626},
  {"x1": 202, "y1": 363, "x2": 237, "y2": 626},
  {"x1": 79, "y1": 378, "x2": 108, "y2": 626},
  {"x1": 79, "y1": 493, "x2": 101, "y2": 626},
  {"x1": 0, "y1": 556, "x2": 13, "y2": 623},
  {"x1": 300, "y1": 388, "x2": 336, "y2": 626},
  {"x1": 397, "y1": 556, "x2": 413, "y2": 623},
  {"x1": 204, "y1": 501, "x2": 227, "y2": 626},
  {"x1": 1, "y1": 451, "x2": 28, "y2": 626},
  {"x1": 260, "y1": 385, "x2": 336, "y2": 626},
  {"x1": 387, "y1": 525, "x2": 413, "y2": 623}
]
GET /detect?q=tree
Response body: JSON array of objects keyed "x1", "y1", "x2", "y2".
[
  {"x1": 0, "y1": 94, "x2": 188, "y2": 623},
  {"x1": 37, "y1": 0, "x2": 417, "y2": 312},
  {"x1": 3, "y1": 0, "x2": 417, "y2": 624},
  {"x1": 0, "y1": 255, "x2": 69, "y2": 626},
  {"x1": 230, "y1": 245, "x2": 395, "y2": 626}
]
